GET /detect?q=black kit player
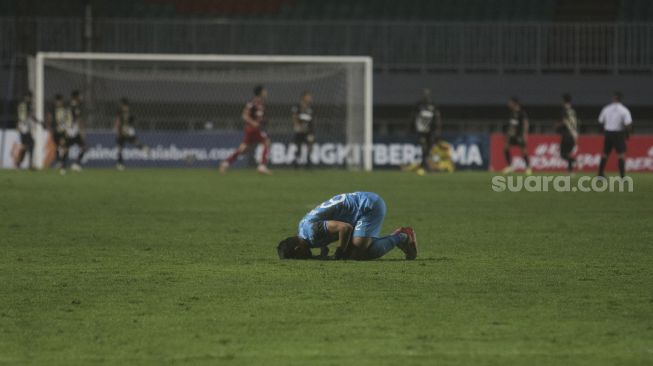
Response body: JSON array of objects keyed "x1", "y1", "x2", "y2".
[
  {"x1": 59, "y1": 90, "x2": 87, "y2": 174},
  {"x1": 502, "y1": 97, "x2": 532, "y2": 175},
  {"x1": 598, "y1": 92, "x2": 633, "y2": 178},
  {"x1": 15, "y1": 91, "x2": 37, "y2": 169},
  {"x1": 291, "y1": 91, "x2": 315, "y2": 169},
  {"x1": 413, "y1": 88, "x2": 442, "y2": 173},
  {"x1": 46, "y1": 94, "x2": 67, "y2": 167},
  {"x1": 115, "y1": 98, "x2": 148, "y2": 170},
  {"x1": 554, "y1": 94, "x2": 579, "y2": 174}
]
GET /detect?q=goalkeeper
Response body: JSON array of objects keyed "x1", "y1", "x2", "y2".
[{"x1": 403, "y1": 139, "x2": 455, "y2": 174}]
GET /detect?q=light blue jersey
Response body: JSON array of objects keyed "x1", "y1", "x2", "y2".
[{"x1": 298, "y1": 192, "x2": 387, "y2": 248}]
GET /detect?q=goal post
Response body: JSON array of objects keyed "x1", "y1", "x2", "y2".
[{"x1": 33, "y1": 52, "x2": 373, "y2": 170}]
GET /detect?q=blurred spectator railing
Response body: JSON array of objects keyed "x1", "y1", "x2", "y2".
[{"x1": 2, "y1": 17, "x2": 652, "y2": 73}]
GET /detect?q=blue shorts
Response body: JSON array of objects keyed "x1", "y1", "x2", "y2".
[{"x1": 353, "y1": 194, "x2": 386, "y2": 238}]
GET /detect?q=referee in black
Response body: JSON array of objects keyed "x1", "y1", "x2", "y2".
[{"x1": 597, "y1": 92, "x2": 633, "y2": 178}]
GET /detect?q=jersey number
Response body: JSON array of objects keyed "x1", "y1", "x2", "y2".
[{"x1": 319, "y1": 194, "x2": 347, "y2": 209}]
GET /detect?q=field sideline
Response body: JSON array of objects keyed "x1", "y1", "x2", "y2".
[{"x1": 1, "y1": 169, "x2": 652, "y2": 365}]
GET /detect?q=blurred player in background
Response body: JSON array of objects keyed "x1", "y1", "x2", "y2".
[
  {"x1": 45, "y1": 94, "x2": 67, "y2": 167},
  {"x1": 502, "y1": 97, "x2": 532, "y2": 175},
  {"x1": 598, "y1": 92, "x2": 633, "y2": 178},
  {"x1": 413, "y1": 88, "x2": 442, "y2": 175},
  {"x1": 277, "y1": 192, "x2": 418, "y2": 261},
  {"x1": 59, "y1": 90, "x2": 87, "y2": 174},
  {"x1": 554, "y1": 93, "x2": 579, "y2": 174},
  {"x1": 14, "y1": 91, "x2": 37, "y2": 169},
  {"x1": 220, "y1": 85, "x2": 271, "y2": 175},
  {"x1": 115, "y1": 98, "x2": 148, "y2": 170},
  {"x1": 291, "y1": 91, "x2": 315, "y2": 169}
]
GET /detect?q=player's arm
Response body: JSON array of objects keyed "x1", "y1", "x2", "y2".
[
  {"x1": 241, "y1": 105, "x2": 259, "y2": 128},
  {"x1": 291, "y1": 110, "x2": 301, "y2": 131},
  {"x1": 325, "y1": 220, "x2": 353, "y2": 257},
  {"x1": 522, "y1": 117, "x2": 529, "y2": 142},
  {"x1": 624, "y1": 110, "x2": 633, "y2": 139}
]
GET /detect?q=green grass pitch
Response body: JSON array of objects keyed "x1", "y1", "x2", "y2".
[{"x1": 1, "y1": 169, "x2": 652, "y2": 365}]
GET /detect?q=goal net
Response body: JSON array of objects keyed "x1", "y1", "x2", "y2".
[{"x1": 33, "y1": 53, "x2": 373, "y2": 170}]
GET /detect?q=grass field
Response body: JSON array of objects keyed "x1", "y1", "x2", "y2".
[{"x1": 1, "y1": 169, "x2": 652, "y2": 365}]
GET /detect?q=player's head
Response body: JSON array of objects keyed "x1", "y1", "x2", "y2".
[
  {"x1": 422, "y1": 88, "x2": 432, "y2": 102},
  {"x1": 24, "y1": 91, "x2": 32, "y2": 101},
  {"x1": 508, "y1": 96, "x2": 520, "y2": 110},
  {"x1": 301, "y1": 91, "x2": 312, "y2": 105},
  {"x1": 613, "y1": 91, "x2": 623, "y2": 103},
  {"x1": 254, "y1": 85, "x2": 267, "y2": 100},
  {"x1": 562, "y1": 93, "x2": 572, "y2": 106},
  {"x1": 71, "y1": 90, "x2": 82, "y2": 101},
  {"x1": 54, "y1": 93, "x2": 63, "y2": 106},
  {"x1": 277, "y1": 236, "x2": 311, "y2": 259}
]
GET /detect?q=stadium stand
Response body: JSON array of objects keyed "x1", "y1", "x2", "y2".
[
  {"x1": 3, "y1": 0, "x2": 653, "y2": 21},
  {"x1": 1, "y1": 0, "x2": 652, "y2": 135},
  {"x1": 554, "y1": 0, "x2": 620, "y2": 22},
  {"x1": 620, "y1": 0, "x2": 653, "y2": 21}
]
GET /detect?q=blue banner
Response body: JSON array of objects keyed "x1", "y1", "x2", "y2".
[{"x1": 72, "y1": 131, "x2": 489, "y2": 170}]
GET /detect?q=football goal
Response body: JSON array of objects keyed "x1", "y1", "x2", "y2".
[{"x1": 32, "y1": 52, "x2": 373, "y2": 170}]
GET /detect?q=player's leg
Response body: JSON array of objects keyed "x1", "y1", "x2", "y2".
[
  {"x1": 15, "y1": 140, "x2": 26, "y2": 168},
  {"x1": 220, "y1": 142, "x2": 249, "y2": 173},
  {"x1": 116, "y1": 136, "x2": 125, "y2": 169},
  {"x1": 502, "y1": 139, "x2": 513, "y2": 173},
  {"x1": 350, "y1": 195, "x2": 416, "y2": 260},
  {"x1": 616, "y1": 133, "x2": 627, "y2": 178},
  {"x1": 51, "y1": 132, "x2": 61, "y2": 167},
  {"x1": 56, "y1": 133, "x2": 66, "y2": 168},
  {"x1": 306, "y1": 139, "x2": 314, "y2": 168},
  {"x1": 25, "y1": 134, "x2": 35, "y2": 169},
  {"x1": 60, "y1": 138, "x2": 71, "y2": 174},
  {"x1": 257, "y1": 134, "x2": 272, "y2": 175},
  {"x1": 560, "y1": 136, "x2": 575, "y2": 173},
  {"x1": 418, "y1": 133, "x2": 430, "y2": 170},
  {"x1": 598, "y1": 133, "x2": 613, "y2": 177},
  {"x1": 72, "y1": 136, "x2": 87, "y2": 171},
  {"x1": 293, "y1": 134, "x2": 301, "y2": 169},
  {"x1": 519, "y1": 141, "x2": 532, "y2": 175}
]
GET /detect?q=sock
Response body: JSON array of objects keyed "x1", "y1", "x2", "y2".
[
  {"x1": 118, "y1": 149, "x2": 123, "y2": 164},
  {"x1": 598, "y1": 157, "x2": 607, "y2": 176},
  {"x1": 523, "y1": 154, "x2": 530, "y2": 168},
  {"x1": 618, "y1": 158, "x2": 625, "y2": 178},
  {"x1": 261, "y1": 144, "x2": 269, "y2": 165},
  {"x1": 364, "y1": 233, "x2": 407, "y2": 260},
  {"x1": 504, "y1": 150, "x2": 512, "y2": 165},
  {"x1": 567, "y1": 159, "x2": 573, "y2": 172}
]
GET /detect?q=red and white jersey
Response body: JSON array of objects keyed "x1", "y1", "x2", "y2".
[{"x1": 245, "y1": 99, "x2": 265, "y2": 129}]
